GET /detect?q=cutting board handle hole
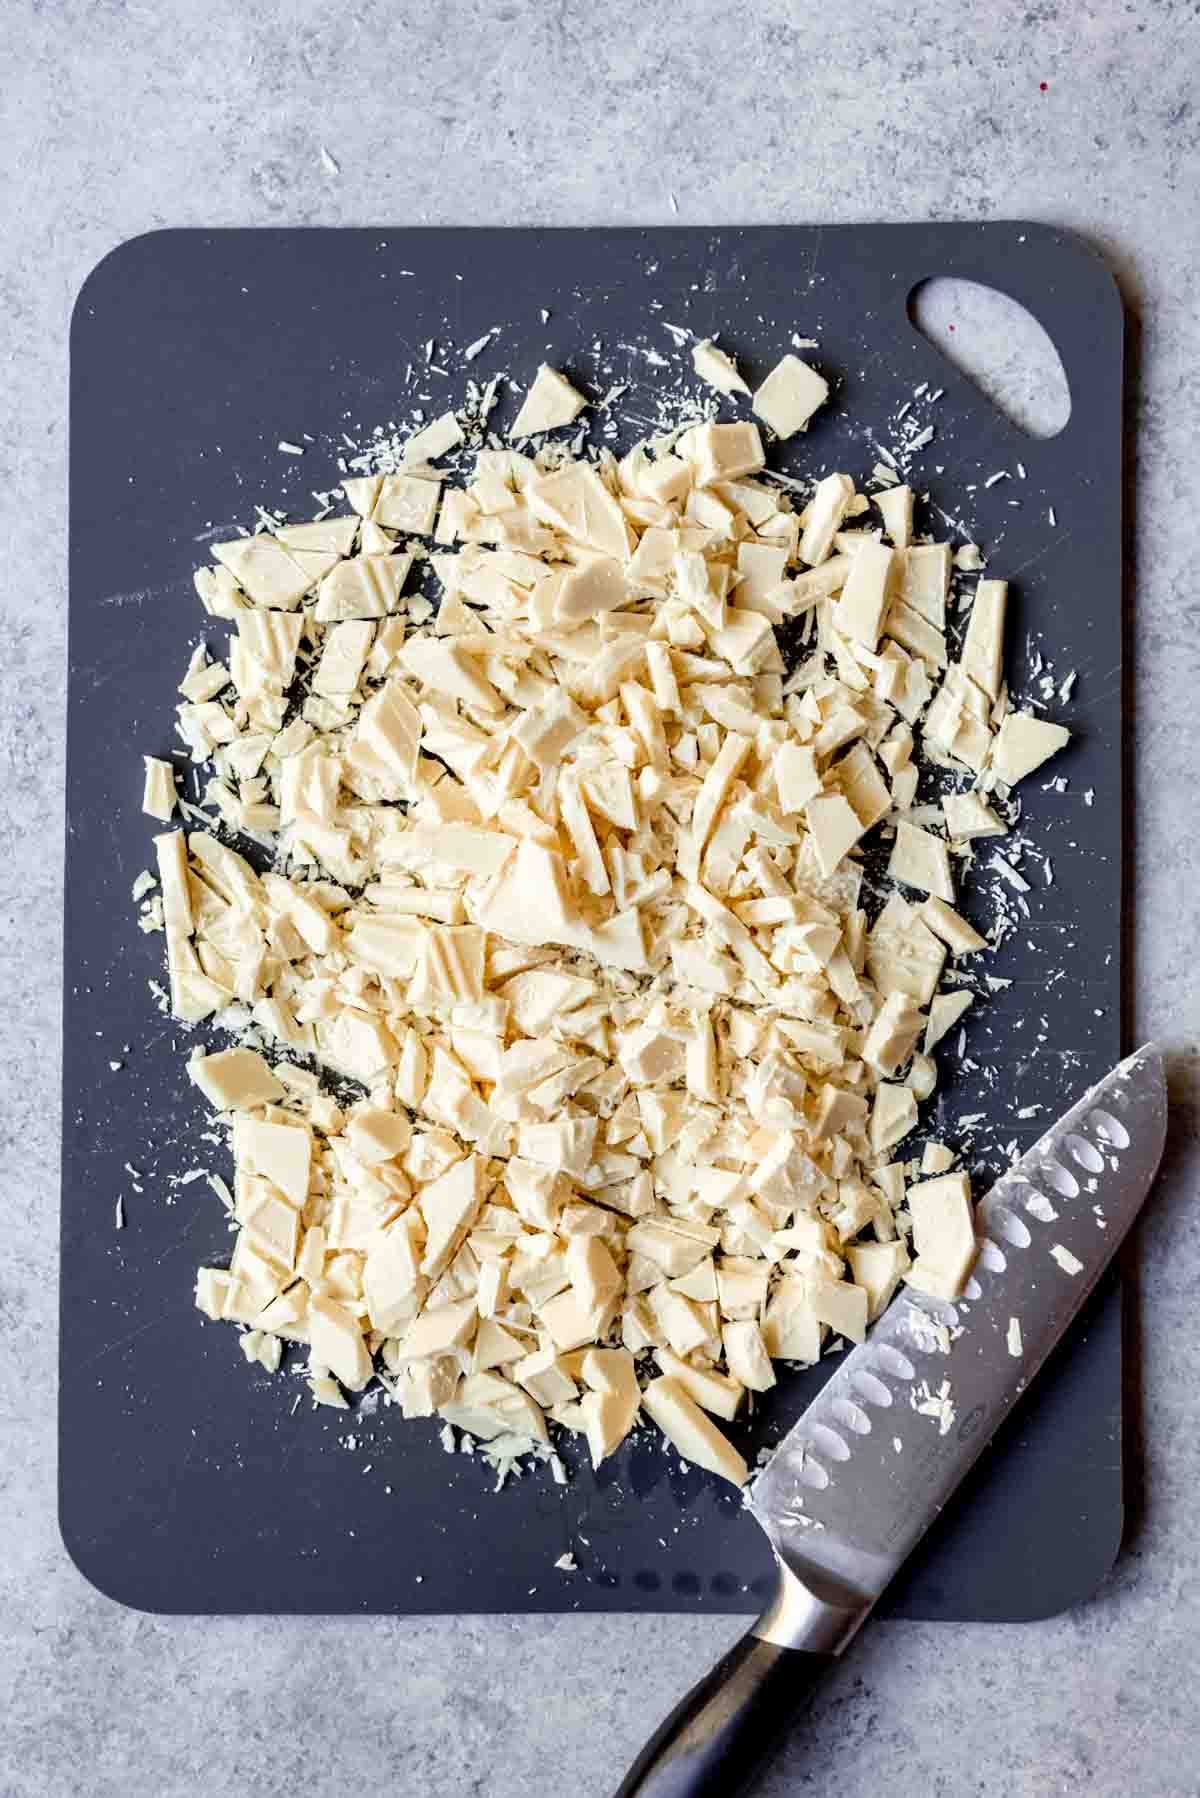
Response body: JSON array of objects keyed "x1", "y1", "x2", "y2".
[{"x1": 907, "y1": 277, "x2": 1072, "y2": 440}]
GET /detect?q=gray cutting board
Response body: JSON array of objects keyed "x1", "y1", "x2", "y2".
[{"x1": 61, "y1": 224, "x2": 1124, "y2": 1621}]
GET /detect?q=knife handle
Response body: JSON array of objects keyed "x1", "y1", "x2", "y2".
[{"x1": 611, "y1": 1632, "x2": 835, "y2": 1798}]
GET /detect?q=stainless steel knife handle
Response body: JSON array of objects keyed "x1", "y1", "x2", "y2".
[{"x1": 612, "y1": 1561, "x2": 867, "y2": 1798}]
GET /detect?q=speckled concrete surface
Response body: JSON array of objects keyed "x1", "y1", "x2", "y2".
[{"x1": 3, "y1": 2, "x2": 1199, "y2": 1794}]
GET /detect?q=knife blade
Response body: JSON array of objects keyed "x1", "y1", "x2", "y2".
[{"x1": 615, "y1": 1044, "x2": 1167, "y2": 1798}]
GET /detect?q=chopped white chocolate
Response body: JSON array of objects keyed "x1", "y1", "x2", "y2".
[
  {"x1": 871, "y1": 1083, "x2": 917, "y2": 1155},
  {"x1": 900, "y1": 544, "x2": 952, "y2": 629},
  {"x1": 991, "y1": 710, "x2": 1071, "y2": 787},
  {"x1": 835, "y1": 541, "x2": 893, "y2": 649},
  {"x1": 799, "y1": 473, "x2": 854, "y2": 566},
  {"x1": 888, "y1": 821, "x2": 954, "y2": 902},
  {"x1": 315, "y1": 553, "x2": 412, "y2": 623},
  {"x1": 774, "y1": 742, "x2": 822, "y2": 813},
  {"x1": 234, "y1": 1116, "x2": 312, "y2": 1208},
  {"x1": 654, "y1": 1348, "x2": 743, "y2": 1421},
  {"x1": 211, "y1": 534, "x2": 313, "y2": 611},
  {"x1": 403, "y1": 411, "x2": 463, "y2": 463},
  {"x1": 134, "y1": 335, "x2": 1074, "y2": 1491},
  {"x1": 942, "y1": 791, "x2": 1007, "y2": 839},
  {"x1": 906, "y1": 1172, "x2": 977, "y2": 1300},
  {"x1": 309, "y1": 1294, "x2": 373, "y2": 1390},
  {"x1": 510, "y1": 365, "x2": 588, "y2": 437},
  {"x1": 688, "y1": 421, "x2": 765, "y2": 486},
  {"x1": 373, "y1": 474, "x2": 441, "y2": 535},
  {"x1": 752, "y1": 354, "x2": 829, "y2": 440},
  {"x1": 862, "y1": 992, "x2": 924, "y2": 1076},
  {"x1": 924, "y1": 989, "x2": 974, "y2": 1052},
  {"x1": 642, "y1": 1376, "x2": 748, "y2": 1487},
  {"x1": 960, "y1": 579, "x2": 1007, "y2": 701},
  {"x1": 692, "y1": 338, "x2": 750, "y2": 397},
  {"x1": 847, "y1": 1240, "x2": 910, "y2": 1321},
  {"x1": 805, "y1": 793, "x2": 866, "y2": 877},
  {"x1": 142, "y1": 756, "x2": 178, "y2": 822},
  {"x1": 919, "y1": 897, "x2": 986, "y2": 956},
  {"x1": 807, "y1": 1273, "x2": 868, "y2": 1344},
  {"x1": 875, "y1": 484, "x2": 913, "y2": 550},
  {"x1": 188, "y1": 1047, "x2": 286, "y2": 1111},
  {"x1": 722, "y1": 1319, "x2": 775, "y2": 1391}
]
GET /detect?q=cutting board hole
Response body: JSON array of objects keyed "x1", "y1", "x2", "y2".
[{"x1": 908, "y1": 277, "x2": 1071, "y2": 439}]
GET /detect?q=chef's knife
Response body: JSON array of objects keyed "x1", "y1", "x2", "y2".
[{"x1": 615, "y1": 1044, "x2": 1167, "y2": 1798}]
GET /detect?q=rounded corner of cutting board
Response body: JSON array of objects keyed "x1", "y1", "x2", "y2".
[{"x1": 57, "y1": 1486, "x2": 167, "y2": 1618}]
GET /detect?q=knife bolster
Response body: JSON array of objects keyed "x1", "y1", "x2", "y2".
[{"x1": 751, "y1": 1554, "x2": 870, "y2": 1655}]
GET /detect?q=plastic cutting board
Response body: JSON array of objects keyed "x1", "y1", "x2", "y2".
[{"x1": 61, "y1": 223, "x2": 1124, "y2": 1620}]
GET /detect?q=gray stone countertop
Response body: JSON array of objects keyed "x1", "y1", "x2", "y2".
[{"x1": 3, "y1": 1, "x2": 1198, "y2": 1793}]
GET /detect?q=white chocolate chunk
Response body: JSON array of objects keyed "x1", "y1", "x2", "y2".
[
  {"x1": 400, "y1": 637, "x2": 503, "y2": 712},
  {"x1": 556, "y1": 558, "x2": 631, "y2": 625},
  {"x1": 579, "y1": 1346, "x2": 641, "y2": 1466},
  {"x1": 875, "y1": 484, "x2": 913, "y2": 550},
  {"x1": 654, "y1": 1348, "x2": 743, "y2": 1421},
  {"x1": 356, "y1": 682, "x2": 423, "y2": 792},
  {"x1": 373, "y1": 474, "x2": 442, "y2": 535},
  {"x1": 906, "y1": 1171, "x2": 977, "y2": 1300},
  {"x1": 642, "y1": 1376, "x2": 748, "y2": 1487},
  {"x1": 752, "y1": 355, "x2": 829, "y2": 440},
  {"x1": 721, "y1": 1319, "x2": 776, "y2": 1391},
  {"x1": 399, "y1": 1297, "x2": 477, "y2": 1361},
  {"x1": 805, "y1": 793, "x2": 865, "y2": 877},
  {"x1": 154, "y1": 830, "x2": 193, "y2": 936},
  {"x1": 835, "y1": 541, "x2": 893, "y2": 649},
  {"x1": 312, "y1": 620, "x2": 374, "y2": 699},
  {"x1": 315, "y1": 553, "x2": 413, "y2": 622},
  {"x1": 763, "y1": 1275, "x2": 823, "y2": 1363},
  {"x1": 211, "y1": 535, "x2": 313, "y2": 610},
  {"x1": 807, "y1": 1274, "x2": 868, "y2": 1344},
  {"x1": 885, "y1": 599, "x2": 947, "y2": 668},
  {"x1": 836, "y1": 742, "x2": 891, "y2": 830},
  {"x1": 688, "y1": 421, "x2": 766, "y2": 487},
  {"x1": 991, "y1": 710, "x2": 1071, "y2": 787},
  {"x1": 692, "y1": 338, "x2": 750, "y2": 396},
  {"x1": 236, "y1": 610, "x2": 304, "y2": 688},
  {"x1": 404, "y1": 411, "x2": 463, "y2": 463},
  {"x1": 862, "y1": 992, "x2": 924, "y2": 1076},
  {"x1": 774, "y1": 742, "x2": 822, "y2": 813},
  {"x1": 308, "y1": 1293, "x2": 373, "y2": 1391},
  {"x1": 887, "y1": 821, "x2": 955, "y2": 902},
  {"x1": 142, "y1": 756, "x2": 178, "y2": 822},
  {"x1": 847, "y1": 1240, "x2": 910, "y2": 1321},
  {"x1": 900, "y1": 543, "x2": 952, "y2": 628},
  {"x1": 799, "y1": 473, "x2": 855, "y2": 567},
  {"x1": 942, "y1": 791, "x2": 1007, "y2": 839},
  {"x1": 919, "y1": 896, "x2": 986, "y2": 955},
  {"x1": 510, "y1": 365, "x2": 588, "y2": 437},
  {"x1": 870, "y1": 1082, "x2": 917, "y2": 1155},
  {"x1": 960, "y1": 579, "x2": 1007, "y2": 700},
  {"x1": 235, "y1": 1117, "x2": 312, "y2": 1208},
  {"x1": 189, "y1": 1047, "x2": 285, "y2": 1111},
  {"x1": 924, "y1": 989, "x2": 974, "y2": 1052}
]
